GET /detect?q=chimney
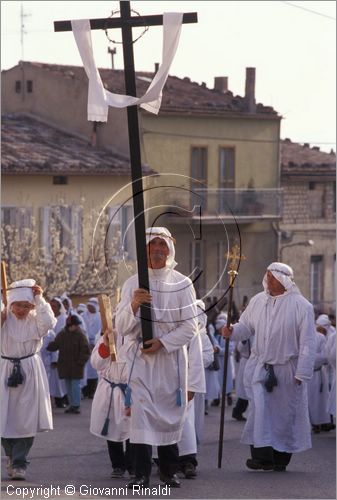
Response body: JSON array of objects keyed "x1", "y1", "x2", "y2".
[
  {"x1": 214, "y1": 76, "x2": 228, "y2": 93},
  {"x1": 245, "y1": 67, "x2": 256, "y2": 113}
]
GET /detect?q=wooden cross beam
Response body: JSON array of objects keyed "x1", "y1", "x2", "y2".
[{"x1": 54, "y1": 2, "x2": 197, "y2": 347}]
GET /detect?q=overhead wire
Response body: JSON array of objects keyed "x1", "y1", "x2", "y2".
[{"x1": 280, "y1": 1, "x2": 336, "y2": 21}]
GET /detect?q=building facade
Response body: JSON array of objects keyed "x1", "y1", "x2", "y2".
[
  {"x1": 279, "y1": 139, "x2": 336, "y2": 314},
  {"x1": 2, "y1": 62, "x2": 282, "y2": 305}
]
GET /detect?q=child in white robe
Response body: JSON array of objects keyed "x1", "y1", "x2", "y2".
[
  {"x1": 89, "y1": 329, "x2": 133, "y2": 478},
  {"x1": 1, "y1": 279, "x2": 56, "y2": 480}
]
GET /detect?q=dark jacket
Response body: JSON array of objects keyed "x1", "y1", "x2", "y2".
[{"x1": 46, "y1": 326, "x2": 90, "y2": 379}]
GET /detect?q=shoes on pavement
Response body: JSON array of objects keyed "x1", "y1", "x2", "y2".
[
  {"x1": 64, "y1": 406, "x2": 80, "y2": 414},
  {"x1": 127, "y1": 476, "x2": 150, "y2": 489},
  {"x1": 232, "y1": 411, "x2": 247, "y2": 421},
  {"x1": 321, "y1": 423, "x2": 334, "y2": 432},
  {"x1": 246, "y1": 459, "x2": 274, "y2": 471},
  {"x1": 227, "y1": 395, "x2": 233, "y2": 406},
  {"x1": 159, "y1": 473, "x2": 181, "y2": 488},
  {"x1": 183, "y1": 463, "x2": 197, "y2": 479},
  {"x1": 6, "y1": 457, "x2": 13, "y2": 478},
  {"x1": 211, "y1": 399, "x2": 220, "y2": 407},
  {"x1": 11, "y1": 468, "x2": 26, "y2": 480},
  {"x1": 312, "y1": 425, "x2": 321, "y2": 433},
  {"x1": 110, "y1": 468, "x2": 125, "y2": 478},
  {"x1": 273, "y1": 465, "x2": 287, "y2": 472}
]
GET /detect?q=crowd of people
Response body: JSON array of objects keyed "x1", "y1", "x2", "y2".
[{"x1": 1, "y1": 227, "x2": 336, "y2": 485}]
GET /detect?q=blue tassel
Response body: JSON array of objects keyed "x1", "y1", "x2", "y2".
[
  {"x1": 101, "y1": 417, "x2": 110, "y2": 436},
  {"x1": 125, "y1": 386, "x2": 132, "y2": 407},
  {"x1": 176, "y1": 388, "x2": 183, "y2": 407}
]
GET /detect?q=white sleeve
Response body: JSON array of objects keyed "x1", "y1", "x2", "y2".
[
  {"x1": 188, "y1": 332, "x2": 206, "y2": 393},
  {"x1": 90, "y1": 339, "x2": 111, "y2": 372},
  {"x1": 35, "y1": 296, "x2": 57, "y2": 337},
  {"x1": 295, "y1": 304, "x2": 316, "y2": 381},
  {"x1": 160, "y1": 281, "x2": 198, "y2": 354},
  {"x1": 201, "y1": 330, "x2": 214, "y2": 368},
  {"x1": 115, "y1": 278, "x2": 141, "y2": 339}
]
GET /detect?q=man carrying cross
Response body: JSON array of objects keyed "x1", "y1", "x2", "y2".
[{"x1": 115, "y1": 227, "x2": 198, "y2": 488}]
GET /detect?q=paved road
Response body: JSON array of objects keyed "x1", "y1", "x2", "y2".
[{"x1": 1, "y1": 399, "x2": 335, "y2": 499}]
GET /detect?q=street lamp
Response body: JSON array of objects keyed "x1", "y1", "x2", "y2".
[{"x1": 279, "y1": 240, "x2": 314, "y2": 261}]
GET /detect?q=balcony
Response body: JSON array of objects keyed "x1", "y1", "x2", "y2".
[{"x1": 165, "y1": 188, "x2": 283, "y2": 223}]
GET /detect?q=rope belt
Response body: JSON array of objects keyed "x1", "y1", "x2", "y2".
[
  {"x1": 264, "y1": 363, "x2": 278, "y2": 393},
  {"x1": 314, "y1": 367, "x2": 324, "y2": 392},
  {"x1": 1, "y1": 353, "x2": 35, "y2": 387},
  {"x1": 100, "y1": 378, "x2": 127, "y2": 436}
]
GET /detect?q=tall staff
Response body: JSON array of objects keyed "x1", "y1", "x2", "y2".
[
  {"x1": 98, "y1": 294, "x2": 116, "y2": 361},
  {"x1": 217, "y1": 245, "x2": 243, "y2": 468},
  {"x1": 1, "y1": 261, "x2": 8, "y2": 307}
]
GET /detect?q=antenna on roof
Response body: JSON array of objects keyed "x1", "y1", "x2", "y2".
[{"x1": 20, "y1": 2, "x2": 31, "y2": 61}]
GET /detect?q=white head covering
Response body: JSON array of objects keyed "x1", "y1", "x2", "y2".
[
  {"x1": 60, "y1": 292, "x2": 73, "y2": 311},
  {"x1": 51, "y1": 296, "x2": 67, "y2": 316},
  {"x1": 316, "y1": 314, "x2": 331, "y2": 328},
  {"x1": 196, "y1": 299, "x2": 207, "y2": 330},
  {"x1": 7, "y1": 279, "x2": 36, "y2": 307},
  {"x1": 77, "y1": 303, "x2": 87, "y2": 314},
  {"x1": 215, "y1": 312, "x2": 228, "y2": 331},
  {"x1": 262, "y1": 262, "x2": 295, "y2": 293},
  {"x1": 145, "y1": 227, "x2": 177, "y2": 269},
  {"x1": 87, "y1": 297, "x2": 99, "y2": 313}
]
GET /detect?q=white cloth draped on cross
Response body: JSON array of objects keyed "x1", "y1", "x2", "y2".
[{"x1": 71, "y1": 12, "x2": 183, "y2": 122}]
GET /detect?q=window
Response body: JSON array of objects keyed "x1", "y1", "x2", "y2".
[
  {"x1": 27, "y1": 80, "x2": 33, "y2": 93},
  {"x1": 39, "y1": 205, "x2": 83, "y2": 277},
  {"x1": 219, "y1": 148, "x2": 235, "y2": 212},
  {"x1": 53, "y1": 176, "x2": 68, "y2": 185},
  {"x1": 309, "y1": 182, "x2": 316, "y2": 190},
  {"x1": 191, "y1": 147, "x2": 207, "y2": 212},
  {"x1": 310, "y1": 255, "x2": 323, "y2": 306},
  {"x1": 15, "y1": 81, "x2": 21, "y2": 93},
  {"x1": 106, "y1": 205, "x2": 135, "y2": 261},
  {"x1": 1, "y1": 207, "x2": 33, "y2": 263},
  {"x1": 219, "y1": 148, "x2": 235, "y2": 188},
  {"x1": 189, "y1": 240, "x2": 204, "y2": 295}
]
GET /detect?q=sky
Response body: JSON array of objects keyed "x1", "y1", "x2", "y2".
[{"x1": 1, "y1": 1, "x2": 336, "y2": 152}]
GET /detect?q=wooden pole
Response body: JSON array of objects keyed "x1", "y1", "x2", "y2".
[
  {"x1": 98, "y1": 294, "x2": 116, "y2": 361},
  {"x1": 53, "y1": 3, "x2": 197, "y2": 349},
  {"x1": 1, "y1": 261, "x2": 8, "y2": 308},
  {"x1": 217, "y1": 269, "x2": 237, "y2": 468}
]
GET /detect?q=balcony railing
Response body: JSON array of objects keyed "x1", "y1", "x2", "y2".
[{"x1": 165, "y1": 188, "x2": 283, "y2": 222}]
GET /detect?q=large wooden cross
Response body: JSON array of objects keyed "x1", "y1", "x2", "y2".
[{"x1": 54, "y1": 2, "x2": 197, "y2": 346}]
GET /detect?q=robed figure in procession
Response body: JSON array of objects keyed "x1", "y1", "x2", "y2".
[
  {"x1": 222, "y1": 262, "x2": 316, "y2": 472},
  {"x1": 115, "y1": 227, "x2": 198, "y2": 488}
]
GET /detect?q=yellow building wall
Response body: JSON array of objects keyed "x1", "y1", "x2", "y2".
[{"x1": 141, "y1": 114, "x2": 280, "y2": 189}]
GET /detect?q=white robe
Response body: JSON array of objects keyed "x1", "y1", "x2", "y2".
[
  {"x1": 308, "y1": 332, "x2": 330, "y2": 425},
  {"x1": 115, "y1": 266, "x2": 197, "y2": 446},
  {"x1": 194, "y1": 325, "x2": 213, "y2": 445},
  {"x1": 1, "y1": 297, "x2": 56, "y2": 437},
  {"x1": 231, "y1": 288, "x2": 316, "y2": 453},
  {"x1": 235, "y1": 339, "x2": 252, "y2": 400},
  {"x1": 204, "y1": 325, "x2": 221, "y2": 401},
  {"x1": 82, "y1": 310, "x2": 102, "y2": 380},
  {"x1": 178, "y1": 327, "x2": 208, "y2": 456},
  {"x1": 43, "y1": 313, "x2": 67, "y2": 398},
  {"x1": 325, "y1": 332, "x2": 336, "y2": 416},
  {"x1": 90, "y1": 337, "x2": 130, "y2": 441},
  {"x1": 214, "y1": 333, "x2": 235, "y2": 395}
]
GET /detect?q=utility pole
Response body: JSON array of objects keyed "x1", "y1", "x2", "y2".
[
  {"x1": 108, "y1": 46, "x2": 116, "y2": 69},
  {"x1": 20, "y1": 2, "x2": 31, "y2": 102},
  {"x1": 20, "y1": 3, "x2": 30, "y2": 61}
]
